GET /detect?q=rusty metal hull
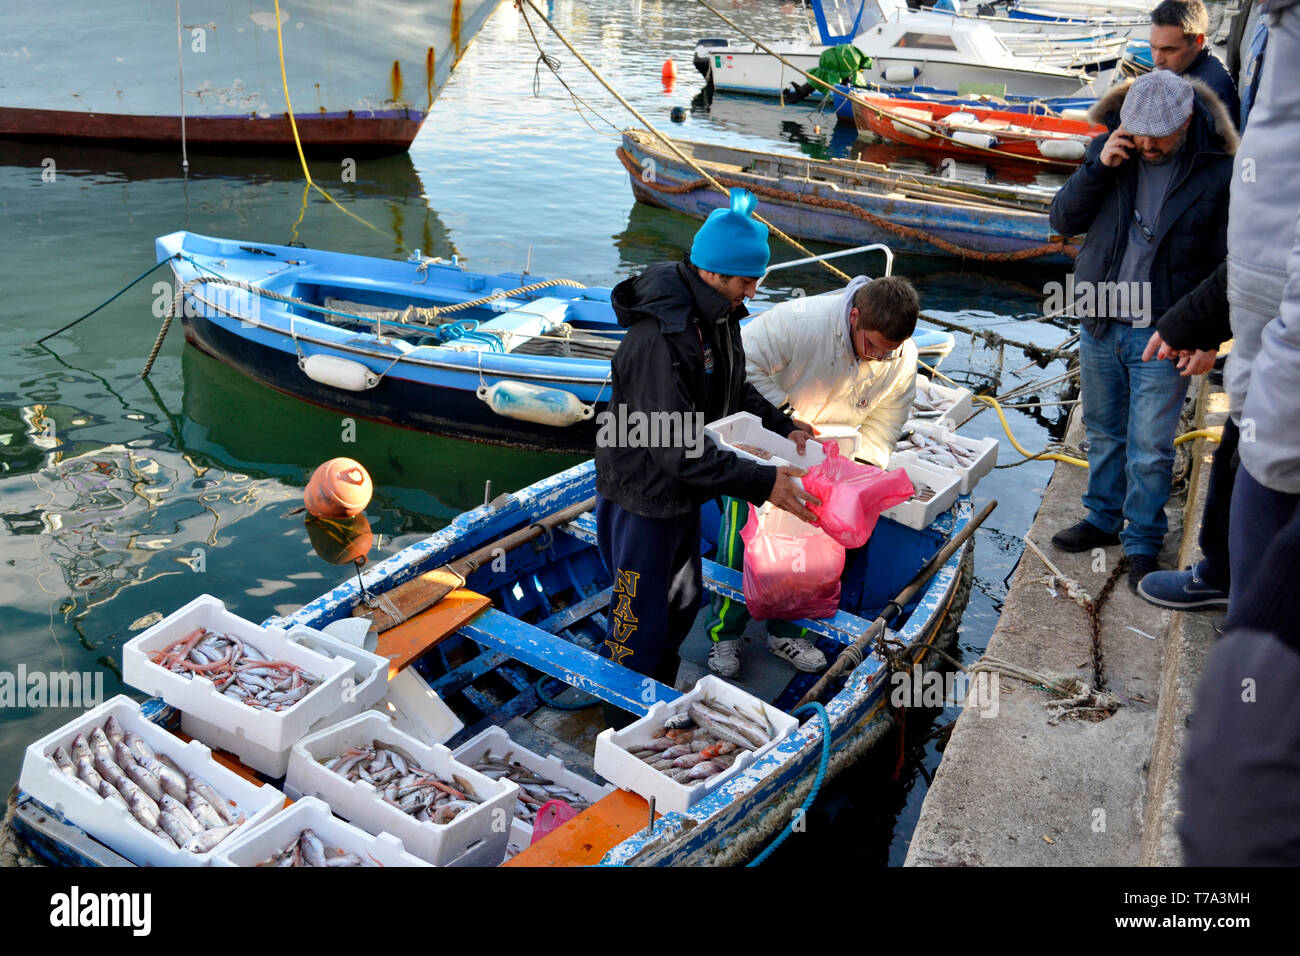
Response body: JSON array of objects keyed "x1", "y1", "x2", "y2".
[{"x1": 1, "y1": 0, "x2": 500, "y2": 153}]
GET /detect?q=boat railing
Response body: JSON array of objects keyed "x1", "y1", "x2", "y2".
[{"x1": 760, "y1": 243, "x2": 895, "y2": 286}]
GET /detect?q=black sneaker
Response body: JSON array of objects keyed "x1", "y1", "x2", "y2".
[
  {"x1": 1128, "y1": 554, "x2": 1159, "y2": 594},
  {"x1": 1051, "y1": 519, "x2": 1121, "y2": 552}
]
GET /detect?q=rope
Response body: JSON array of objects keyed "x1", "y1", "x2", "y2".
[
  {"x1": 746, "y1": 701, "x2": 831, "y2": 866},
  {"x1": 175, "y1": 0, "x2": 188, "y2": 170},
  {"x1": 534, "y1": 676, "x2": 603, "y2": 710},
  {"x1": 616, "y1": 146, "x2": 1078, "y2": 265},
  {"x1": 37, "y1": 258, "x2": 173, "y2": 345},
  {"x1": 1174, "y1": 428, "x2": 1222, "y2": 445},
  {"x1": 515, "y1": 0, "x2": 853, "y2": 283}
]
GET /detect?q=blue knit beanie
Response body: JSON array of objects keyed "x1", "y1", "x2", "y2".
[{"x1": 690, "y1": 189, "x2": 770, "y2": 278}]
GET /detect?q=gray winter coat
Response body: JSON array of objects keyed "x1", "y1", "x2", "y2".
[{"x1": 1228, "y1": 0, "x2": 1300, "y2": 493}]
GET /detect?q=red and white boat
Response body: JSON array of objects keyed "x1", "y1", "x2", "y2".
[
  {"x1": 0, "y1": 0, "x2": 500, "y2": 155},
  {"x1": 852, "y1": 92, "x2": 1105, "y2": 166}
]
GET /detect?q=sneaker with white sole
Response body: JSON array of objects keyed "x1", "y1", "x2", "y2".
[
  {"x1": 767, "y1": 634, "x2": 828, "y2": 673},
  {"x1": 707, "y1": 639, "x2": 741, "y2": 678}
]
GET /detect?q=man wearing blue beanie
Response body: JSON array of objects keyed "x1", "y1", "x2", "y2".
[{"x1": 593, "y1": 189, "x2": 821, "y2": 728}]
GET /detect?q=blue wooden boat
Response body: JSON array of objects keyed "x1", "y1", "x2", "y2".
[
  {"x1": 618, "y1": 129, "x2": 1078, "y2": 266},
  {"x1": 154, "y1": 231, "x2": 955, "y2": 454},
  {"x1": 7, "y1": 456, "x2": 975, "y2": 867}
]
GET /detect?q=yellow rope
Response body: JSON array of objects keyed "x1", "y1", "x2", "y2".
[
  {"x1": 272, "y1": 0, "x2": 409, "y2": 249},
  {"x1": 976, "y1": 393, "x2": 1091, "y2": 467},
  {"x1": 1174, "y1": 428, "x2": 1222, "y2": 445}
]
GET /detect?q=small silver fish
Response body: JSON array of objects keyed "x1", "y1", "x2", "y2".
[{"x1": 182, "y1": 824, "x2": 239, "y2": 854}]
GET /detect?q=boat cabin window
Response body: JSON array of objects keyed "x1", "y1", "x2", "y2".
[
  {"x1": 895, "y1": 31, "x2": 959, "y2": 49},
  {"x1": 815, "y1": 0, "x2": 885, "y2": 43}
]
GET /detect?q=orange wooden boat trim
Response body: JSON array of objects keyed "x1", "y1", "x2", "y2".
[
  {"x1": 374, "y1": 589, "x2": 493, "y2": 679},
  {"x1": 502, "y1": 789, "x2": 658, "y2": 867}
]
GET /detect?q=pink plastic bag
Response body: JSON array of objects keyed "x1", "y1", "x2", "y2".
[
  {"x1": 741, "y1": 504, "x2": 846, "y2": 620},
  {"x1": 531, "y1": 799, "x2": 579, "y2": 845},
  {"x1": 803, "y1": 445, "x2": 915, "y2": 549}
]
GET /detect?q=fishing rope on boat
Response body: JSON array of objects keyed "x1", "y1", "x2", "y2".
[
  {"x1": 746, "y1": 702, "x2": 830, "y2": 867},
  {"x1": 37, "y1": 258, "x2": 173, "y2": 347},
  {"x1": 1, "y1": 787, "x2": 44, "y2": 868},
  {"x1": 615, "y1": 146, "x2": 1079, "y2": 265},
  {"x1": 515, "y1": 0, "x2": 855, "y2": 284},
  {"x1": 519, "y1": 5, "x2": 624, "y2": 137},
  {"x1": 691, "y1": 0, "x2": 1087, "y2": 169}
]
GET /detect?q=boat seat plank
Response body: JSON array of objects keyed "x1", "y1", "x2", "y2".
[
  {"x1": 562, "y1": 512, "x2": 874, "y2": 646},
  {"x1": 12, "y1": 797, "x2": 136, "y2": 868},
  {"x1": 501, "y1": 789, "x2": 656, "y2": 867},
  {"x1": 373, "y1": 589, "x2": 492, "y2": 678},
  {"x1": 457, "y1": 608, "x2": 679, "y2": 714},
  {"x1": 534, "y1": 587, "x2": 613, "y2": 634}
]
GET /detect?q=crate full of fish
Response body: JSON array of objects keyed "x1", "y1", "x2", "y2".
[
  {"x1": 705, "y1": 411, "x2": 828, "y2": 470},
  {"x1": 17, "y1": 695, "x2": 284, "y2": 867},
  {"x1": 453, "y1": 725, "x2": 613, "y2": 852},
  {"x1": 891, "y1": 420, "x2": 998, "y2": 494},
  {"x1": 285, "y1": 711, "x2": 517, "y2": 866},
  {"x1": 122, "y1": 594, "x2": 354, "y2": 776},
  {"x1": 286, "y1": 624, "x2": 390, "y2": 729},
  {"x1": 912, "y1": 377, "x2": 973, "y2": 425},
  {"x1": 593, "y1": 675, "x2": 798, "y2": 815},
  {"x1": 879, "y1": 458, "x2": 962, "y2": 531},
  {"x1": 210, "y1": 796, "x2": 430, "y2": 867}
]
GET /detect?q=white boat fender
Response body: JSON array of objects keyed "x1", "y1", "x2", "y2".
[
  {"x1": 300, "y1": 353, "x2": 380, "y2": 391},
  {"x1": 951, "y1": 130, "x2": 998, "y2": 150},
  {"x1": 883, "y1": 65, "x2": 921, "y2": 83},
  {"x1": 477, "y1": 380, "x2": 595, "y2": 427},
  {"x1": 1039, "y1": 138, "x2": 1087, "y2": 160},
  {"x1": 889, "y1": 106, "x2": 933, "y2": 140}
]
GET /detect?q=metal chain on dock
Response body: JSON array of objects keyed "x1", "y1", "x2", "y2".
[
  {"x1": 1083, "y1": 558, "x2": 1127, "y2": 692},
  {"x1": 615, "y1": 147, "x2": 1078, "y2": 265}
]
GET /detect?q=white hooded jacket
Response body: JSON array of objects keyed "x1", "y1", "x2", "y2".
[{"x1": 742, "y1": 277, "x2": 917, "y2": 469}]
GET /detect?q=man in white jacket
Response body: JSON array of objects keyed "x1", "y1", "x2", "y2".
[{"x1": 705, "y1": 275, "x2": 920, "y2": 678}]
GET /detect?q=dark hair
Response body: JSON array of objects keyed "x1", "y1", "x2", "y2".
[
  {"x1": 1151, "y1": 0, "x2": 1209, "y2": 38},
  {"x1": 853, "y1": 276, "x2": 919, "y2": 341}
]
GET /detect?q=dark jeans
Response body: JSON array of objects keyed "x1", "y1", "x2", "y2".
[
  {"x1": 595, "y1": 495, "x2": 701, "y2": 729},
  {"x1": 1227, "y1": 466, "x2": 1300, "y2": 625},
  {"x1": 1196, "y1": 417, "x2": 1239, "y2": 591}
]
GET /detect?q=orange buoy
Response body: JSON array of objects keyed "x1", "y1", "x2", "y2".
[
  {"x1": 305, "y1": 513, "x2": 373, "y2": 565},
  {"x1": 304, "y1": 457, "x2": 373, "y2": 518},
  {"x1": 661, "y1": 59, "x2": 677, "y2": 81}
]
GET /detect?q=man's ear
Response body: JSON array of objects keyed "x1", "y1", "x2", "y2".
[{"x1": 848, "y1": 306, "x2": 860, "y2": 327}]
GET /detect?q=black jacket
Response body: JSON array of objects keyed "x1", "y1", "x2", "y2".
[
  {"x1": 594, "y1": 259, "x2": 794, "y2": 519},
  {"x1": 1049, "y1": 78, "x2": 1238, "y2": 339},
  {"x1": 1156, "y1": 260, "x2": 1230, "y2": 351},
  {"x1": 1182, "y1": 47, "x2": 1241, "y2": 124}
]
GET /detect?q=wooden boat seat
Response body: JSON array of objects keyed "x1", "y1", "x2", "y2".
[
  {"x1": 562, "y1": 512, "x2": 877, "y2": 647},
  {"x1": 502, "y1": 788, "x2": 656, "y2": 867}
]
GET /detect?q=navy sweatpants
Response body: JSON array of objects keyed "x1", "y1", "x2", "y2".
[{"x1": 595, "y1": 495, "x2": 701, "y2": 725}]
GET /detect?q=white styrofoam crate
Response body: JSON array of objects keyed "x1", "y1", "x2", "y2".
[
  {"x1": 891, "y1": 420, "x2": 998, "y2": 495},
  {"x1": 879, "y1": 458, "x2": 962, "y2": 530},
  {"x1": 370, "y1": 667, "x2": 463, "y2": 747},
  {"x1": 287, "y1": 624, "x2": 390, "y2": 731},
  {"x1": 593, "y1": 674, "x2": 798, "y2": 815},
  {"x1": 912, "y1": 377, "x2": 973, "y2": 425},
  {"x1": 285, "y1": 711, "x2": 517, "y2": 866},
  {"x1": 705, "y1": 411, "x2": 827, "y2": 470},
  {"x1": 452, "y1": 725, "x2": 613, "y2": 850},
  {"x1": 811, "y1": 424, "x2": 861, "y2": 459},
  {"x1": 210, "y1": 796, "x2": 429, "y2": 867},
  {"x1": 123, "y1": 595, "x2": 354, "y2": 777},
  {"x1": 18, "y1": 695, "x2": 285, "y2": 867}
]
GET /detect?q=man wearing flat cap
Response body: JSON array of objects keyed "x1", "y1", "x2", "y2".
[
  {"x1": 1049, "y1": 69, "x2": 1238, "y2": 592},
  {"x1": 593, "y1": 188, "x2": 820, "y2": 726}
]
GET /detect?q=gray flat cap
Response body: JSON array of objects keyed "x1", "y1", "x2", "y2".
[{"x1": 1120, "y1": 70, "x2": 1195, "y2": 137}]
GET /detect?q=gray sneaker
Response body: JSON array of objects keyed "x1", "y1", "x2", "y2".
[
  {"x1": 767, "y1": 634, "x2": 828, "y2": 673},
  {"x1": 707, "y1": 639, "x2": 741, "y2": 678}
]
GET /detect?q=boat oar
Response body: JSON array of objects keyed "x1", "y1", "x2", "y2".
[
  {"x1": 794, "y1": 500, "x2": 997, "y2": 711},
  {"x1": 352, "y1": 496, "x2": 597, "y2": 632}
]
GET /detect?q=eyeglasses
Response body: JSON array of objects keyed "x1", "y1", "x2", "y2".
[
  {"x1": 856, "y1": 327, "x2": 899, "y2": 362},
  {"x1": 1132, "y1": 208, "x2": 1155, "y2": 243}
]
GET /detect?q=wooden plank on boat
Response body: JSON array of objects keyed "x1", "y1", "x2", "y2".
[
  {"x1": 502, "y1": 789, "x2": 657, "y2": 867},
  {"x1": 534, "y1": 586, "x2": 613, "y2": 633},
  {"x1": 375, "y1": 589, "x2": 492, "y2": 679},
  {"x1": 12, "y1": 797, "x2": 136, "y2": 867},
  {"x1": 457, "y1": 608, "x2": 679, "y2": 715}
]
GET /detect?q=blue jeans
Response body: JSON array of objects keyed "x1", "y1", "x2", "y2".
[{"x1": 1079, "y1": 322, "x2": 1190, "y2": 557}]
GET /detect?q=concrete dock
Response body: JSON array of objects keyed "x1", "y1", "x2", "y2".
[{"x1": 905, "y1": 383, "x2": 1226, "y2": 866}]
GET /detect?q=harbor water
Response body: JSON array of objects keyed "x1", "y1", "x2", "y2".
[{"x1": 0, "y1": 0, "x2": 1076, "y2": 864}]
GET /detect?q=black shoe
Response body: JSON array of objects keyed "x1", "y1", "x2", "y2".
[
  {"x1": 1051, "y1": 519, "x2": 1121, "y2": 552},
  {"x1": 1128, "y1": 554, "x2": 1159, "y2": 594}
]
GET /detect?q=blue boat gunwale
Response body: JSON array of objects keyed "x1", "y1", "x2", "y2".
[{"x1": 265, "y1": 458, "x2": 973, "y2": 865}]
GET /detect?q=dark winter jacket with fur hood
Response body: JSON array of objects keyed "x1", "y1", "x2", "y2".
[{"x1": 1049, "y1": 78, "x2": 1239, "y2": 339}]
